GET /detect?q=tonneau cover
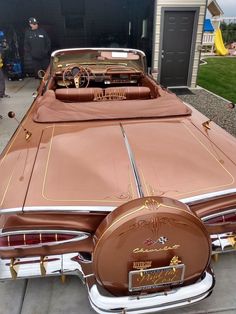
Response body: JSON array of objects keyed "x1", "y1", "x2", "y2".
[{"x1": 33, "y1": 90, "x2": 192, "y2": 123}]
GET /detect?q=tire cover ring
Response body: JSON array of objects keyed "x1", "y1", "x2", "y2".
[{"x1": 93, "y1": 197, "x2": 211, "y2": 295}]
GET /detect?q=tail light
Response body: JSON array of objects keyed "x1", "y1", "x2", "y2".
[
  {"x1": 203, "y1": 210, "x2": 236, "y2": 224},
  {"x1": 0, "y1": 230, "x2": 89, "y2": 250}
]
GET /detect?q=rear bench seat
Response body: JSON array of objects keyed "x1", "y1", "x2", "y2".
[
  {"x1": 105, "y1": 86, "x2": 151, "y2": 100},
  {"x1": 55, "y1": 88, "x2": 103, "y2": 102}
]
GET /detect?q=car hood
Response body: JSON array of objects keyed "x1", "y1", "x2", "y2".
[{"x1": 22, "y1": 118, "x2": 236, "y2": 211}]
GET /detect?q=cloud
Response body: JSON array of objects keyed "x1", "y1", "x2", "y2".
[{"x1": 217, "y1": 0, "x2": 236, "y2": 16}]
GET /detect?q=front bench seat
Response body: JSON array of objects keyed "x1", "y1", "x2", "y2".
[{"x1": 55, "y1": 88, "x2": 103, "y2": 102}]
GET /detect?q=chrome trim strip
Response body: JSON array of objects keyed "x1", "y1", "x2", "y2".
[
  {"x1": 211, "y1": 232, "x2": 236, "y2": 254},
  {"x1": 180, "y1": 188, "x2": 236, "y2": 206},
  {"x1": 88, "y1": 270, "x2": 215, "y2": 314},
  {"x1": 0, "y1": 230, "x2": 90, "y2": 251},
  {"x1": 120, "y1": 124, "x2": 144, "y2": 198},
  {"x1": 202, "y1": 208, "x2": 236, "y2": 222},
  {"x1": 0, "y1": 229, "x2": 88, "y2": 236},
  {"x1": 0, "y1": 206, "x2": 116, "y2": 214},
  {"x1": 1, "y1": 189, "x2": 235, "y2": 215},
  {"x1": 0, "y1": 207, "x2": 22, "y2": 214},
  {"x1": 23, "y1": 206, "x2": 116, "y2": 213},
  {"x1": 51, "y1": 47, "x2": 146, "y2": 58},
  {"x1": 0, "y1": 252, "x2": 85, "y2": 281}
]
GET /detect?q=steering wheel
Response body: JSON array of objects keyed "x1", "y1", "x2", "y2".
[
  {"x1": 73, "y1": 66, "x2": 90, "y2": 88},
  {"x1": 62, "y1": 65, "x2": 90, "y2": 88}
]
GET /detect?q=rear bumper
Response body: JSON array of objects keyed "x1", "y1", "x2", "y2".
[
  {"x1": 0, "y1": 254, "x2": 215, "y2": 314},
  {"x1": 0, "y1": 253, "x2": 84, "y2": 281},
  {"x1": 89, "y1": 270, "x2": 215, "y2": 314}
]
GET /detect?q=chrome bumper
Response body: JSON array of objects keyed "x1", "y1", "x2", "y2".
[
  {"x1": 0, "y1": 254, "x2": 215, "y2": 314},
  {"x1": 88, "y1": 270, "x2": 215, "y2": 314},
  {"x1": 211, "y1": 232, "x2": 236, "y2": 255},
  {"x1": 0, "y1": 253, "x2": 85, "y2": 281}
]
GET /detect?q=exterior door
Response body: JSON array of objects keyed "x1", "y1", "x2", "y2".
[{"x1": 160, "y1": 10, "x2": 195, "y2": 87}]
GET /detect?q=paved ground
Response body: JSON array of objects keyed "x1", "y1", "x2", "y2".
[
  {"x1": 0, "y1": 79, "x2": 236, "y2": 314},
  {"x1": 0, "y1": 78, "x2": 38, "y2": 152},
  {"x1": 177, "y1": 87, "x2": 236, "y2": 137}
]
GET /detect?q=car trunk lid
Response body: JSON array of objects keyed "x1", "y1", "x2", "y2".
[{"x1": 23, "y1": 119, "x2": 236, "y2": 211}]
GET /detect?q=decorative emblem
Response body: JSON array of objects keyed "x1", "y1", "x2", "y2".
[
  {"x1": 158, "y1": 236, "x2": 168, "y2": 244},
  {"x1": 133, "y1": 261, "x2": 152, "y2": 277},
  {"x1": 169, "y1": 256, "x2": 182, "y2": 272},
  {"x1": 144, "y1": 199, "x2": 162, "y2": 211},
  {"x1": 144, "y1": 236, "x2": 168, "y2": 246},
  {"x1": 133, "y1": 244, "x2": 180, "y2": 254},
  {"x1": 133, "y1": 261, "x2": 152, "y2": 270},
  {"x1": 94, "y1": 89, "x2": 126, "y2": 101}
]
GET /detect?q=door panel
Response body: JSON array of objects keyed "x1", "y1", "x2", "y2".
[{"x1": 160, "y1": 10, "x2": 195, "y2": 87}]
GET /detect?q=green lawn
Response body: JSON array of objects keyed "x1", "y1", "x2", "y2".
[{"x1": 197, "y1": 57, "x2": 236, "y2": 104}]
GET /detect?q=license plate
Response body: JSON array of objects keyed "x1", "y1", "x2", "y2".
[{"x1": 128, "y1": 264, "x2": 185, "y2": 292}]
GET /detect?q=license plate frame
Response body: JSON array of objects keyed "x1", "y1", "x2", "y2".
[{"x1": 128, "y1": 264, "x2": 185, "y2": 292}]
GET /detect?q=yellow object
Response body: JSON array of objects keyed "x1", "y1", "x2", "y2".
[
  {"x1": 214, "y1": 28, "x2": 229, "y2": 56},
  {"x1": 0, "y1": 56, "x2": 3, "y2": 68}
]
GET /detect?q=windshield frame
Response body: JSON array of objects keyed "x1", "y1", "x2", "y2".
[{"x1": 50, "y1": 48, "x2": 147, "y2": 75}]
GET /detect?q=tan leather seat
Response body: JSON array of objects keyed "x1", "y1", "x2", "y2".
[
  {"x1": 55, "y1": 88, "x2": 103, "y2": 102},
  {"x1": 105, "y1": 86, "x2": 151, "y2": 100}
]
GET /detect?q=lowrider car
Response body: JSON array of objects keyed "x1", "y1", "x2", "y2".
[{"x1": 0, "y1": 48, "x2": 236, "y2": 314}]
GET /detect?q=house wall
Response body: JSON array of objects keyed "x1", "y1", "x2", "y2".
[{"x1": 153, "y1": 0, "x2": 207, "y2": 87}]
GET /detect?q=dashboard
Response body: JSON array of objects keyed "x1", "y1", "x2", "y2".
[{"x1": 54, "y1": 65, "x2": 143, "y2": 88}]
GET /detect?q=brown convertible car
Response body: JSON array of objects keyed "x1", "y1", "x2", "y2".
[{"x1": 0, "y1": 48, "x2": 236, "y2": 313}]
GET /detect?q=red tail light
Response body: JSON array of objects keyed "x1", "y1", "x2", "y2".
[
  {"x1": 205, "y1": 212, "x2": 236, "y2": 224},
  {"x1": 0, "y1": 231, "x2": 87, "y2": 250}
]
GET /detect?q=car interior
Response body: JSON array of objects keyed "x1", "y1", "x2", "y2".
[
  {"x1": 46, "y1": 71, "x2": 162, "y2": 102},
  {"x1": 43, "y1": 49, "x2": 163, "y2": 102}
]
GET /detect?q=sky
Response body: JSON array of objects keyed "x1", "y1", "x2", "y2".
[{"x1": 216, "y1": 0, "x2": 236, "y2": 17}]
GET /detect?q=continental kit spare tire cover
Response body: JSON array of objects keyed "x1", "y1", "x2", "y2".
[{"x1": 93, "y1": 197, "x2": 211, "y2": 296}]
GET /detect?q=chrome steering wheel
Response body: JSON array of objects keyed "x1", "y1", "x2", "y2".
[{"x1": 63, "y1": 65, "x2": 90, "y2": 88}]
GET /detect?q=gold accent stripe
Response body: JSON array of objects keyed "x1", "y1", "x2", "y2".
[
  {"x1": 42, "y1": 125, "x2": 55, "y2": 200},
  {"x1": 129, "y1": 167, "x2": 135, "y2": 199},
  {"x1": 41, "y1": 126, "x2": 137, "y2": 203},
  {"x1": 141, "y1": 122, "x2": 235, "y2": 198},
  {"x1": 94, "y1": 200, "x2": 190, "y2": 256},
  {"x1": 0, "y1": 161, "x2": 19, "y2": 206},
  {"x1": 183, "y1": 124, "x2": 235, "y2": 184},
  {"x1": 175, "y1": 124, "x2": 235, "y2": 197},
  {"x1": 0, "y1": 99, "x2": 37, "y2": 204}
]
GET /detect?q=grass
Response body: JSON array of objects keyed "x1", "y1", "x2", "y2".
[{"x1": 197, "y1": 57, "x2": 236, "y2": 104}]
